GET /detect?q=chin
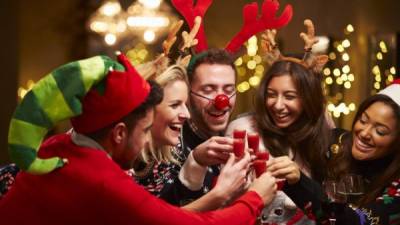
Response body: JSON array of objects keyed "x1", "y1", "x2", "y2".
[{"x1": 351, "y1": 147, "x2": 372, "y2": 161}]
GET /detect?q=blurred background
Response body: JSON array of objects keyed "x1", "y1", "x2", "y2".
[{"x1": 1, "y1": 0, "x2": 399, "y2": 164}]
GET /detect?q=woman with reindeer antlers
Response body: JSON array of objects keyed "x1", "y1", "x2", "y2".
[{"x1": 226, "y1": 19, "x2": 332, "y2": 224}]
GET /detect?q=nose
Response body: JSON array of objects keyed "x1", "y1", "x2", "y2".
[
  {"x1": 273, "y1": 96, "x2": 285, "y2": 111},
  {"x1": 359, "y1": 125, "x2": 372, "y2": 140},
  {"x1": 178, "y1": 105, "x2": 190, "y2": 121}
]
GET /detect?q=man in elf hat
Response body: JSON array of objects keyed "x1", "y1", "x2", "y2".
[{"x1": 0, "y1": 52, "x2": 278, "y2": 225}]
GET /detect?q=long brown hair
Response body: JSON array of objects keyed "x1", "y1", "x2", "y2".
[
  {"x1": 329, "y1": 94, "x2": 400, "y2": 206},
  {"x1": 255, "y1": 60, "x2": 331, "y2": 181}
]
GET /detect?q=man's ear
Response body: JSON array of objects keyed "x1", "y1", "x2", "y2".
[{"x1": 111, "y1": 122, "x2": 128, "y2": 144}]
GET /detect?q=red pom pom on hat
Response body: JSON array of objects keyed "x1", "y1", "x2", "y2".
[
  {"x1": 378, "y1": 78, "x2": 400, "y2": 107},
  {"x1": 71, "y1": 53, "x2": 150, "y2": 134}
]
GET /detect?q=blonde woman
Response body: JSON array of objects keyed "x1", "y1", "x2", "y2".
[{"x1": 132, "y1": 65, "x2": 253, "y2": 211}]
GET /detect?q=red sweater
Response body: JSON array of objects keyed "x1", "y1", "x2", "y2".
[{"x1": 0, "y1": 133, "x2": 264, "y2": 225}]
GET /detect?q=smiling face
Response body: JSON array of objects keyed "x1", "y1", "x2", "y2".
[
  {"x1": 152, "y1": 80, "x2": 190, "y2": 147},
  {"x1": 352, "y1": 101, "x2": 398, "y2": 161},
  {"x1": 189, "y1": 63, "x2": 236, "y2": 136},
  {"x1": 265, "y1": 74, "x2": 303, "y2": 128}
]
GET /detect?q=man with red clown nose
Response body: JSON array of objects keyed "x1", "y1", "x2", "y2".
[{"x1": 0, "y1": 52, "x2": 278, "y2": 225}]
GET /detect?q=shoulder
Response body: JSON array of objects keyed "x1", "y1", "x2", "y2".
[{"x1": 226, "y1": 113, "x2": 258, "y2": 136}]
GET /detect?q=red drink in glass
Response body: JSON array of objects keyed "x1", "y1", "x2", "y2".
[
  {"x1": 253, "y1": 160, "x2": 267, "y2": 178},
  {"x1": 233, "y1": 138, "x2": 245, "y2": 158},
  {"x1": 256, "y1": 152, "x2": 269, "y2": 161},
  {"x1": 233, "y1": 129, "x2": 246, "y2": 139},
  {"x1": 247, "y1": 133, "x2": 260, "y2": 153}
]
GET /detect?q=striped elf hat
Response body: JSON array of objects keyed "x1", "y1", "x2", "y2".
[
  {"x1": 8, "y1": 53, "x2": 150, "y2": 174},
  {"x1": 378, "y1": 79, "x2": 400, "y2": 106}
]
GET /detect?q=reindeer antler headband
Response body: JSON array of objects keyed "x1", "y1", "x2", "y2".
[
  {"x1": 261, "y1": 19, "x2": 329, "y2": 73},
  {"x1": 171, "y1": 0, "x2": 293, "y2": 55},
  {"x1": 132, "y1": 16, "x2": 201, "y2": 80}
]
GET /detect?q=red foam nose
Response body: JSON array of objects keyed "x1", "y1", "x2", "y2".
[{"x1": 214, "y1": 94, "x2": 229, "y2": 110}]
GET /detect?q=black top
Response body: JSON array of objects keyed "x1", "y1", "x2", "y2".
[
  {"x1": 134, "y1": 121, "x2": 220, "y2": 206},
  {"x1": 282, "y1": 129, "x2": 400, "y2": 225}
]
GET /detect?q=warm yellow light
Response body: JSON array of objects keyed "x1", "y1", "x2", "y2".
[
  {"x1": 323, "y1": 68, "x2": 331, "y2": 76},
  {"x1": 342, "y1": 39, "x2": 351, "y2": 48},
  {"x1": 336, "y1": 77, "x2": 343, "y2": 85},
  {"x1": 374, "y1": 82, "x2": 380, "y2": 90},
  {"x1": 343, "y1": 107, "x2": 350, "y2": 115},
  {"x1": 90, "y1": 21, "x2": 108, "y2": 33},
  {"x1": 388, "y1": 75, "x2": 394, "y2": 82},
  {"x1": 254, "y1": 55, "x2": 262, "y2": 64},
  {"x1": 249, "y1": 76, "x2": 261, "y2": 86},
  {"x1": 329, "y1": 52, "x2": 336, "y2": 60},
  {"x1": 139, "y1": 0, "x2": 162, "y2": 9},
  {"x1": 348, "y1": 74, "x2": 355, "y2": 82},
  {"x1": 127, "y1": 16, "x2": 170, "y2": 28},
  {"x1": 344, "y1": 81, "x2": 351, "y2": 89},
  {"x1": 105, "y1": 33, "x2": 117, "y2": 45},
  {"x1": 325, "y1": 77, "x2": 333, "y2": 85},
  {"x1": 342, "y1": 65, "x2": 350, "y2": 74},
  {"x1": 248, "y1": 35, "x2": 257, "y2": 45},
  {"x1": 27, "y1": 80, "x2": 35, "y2": 89},
  {"x1": 341, "y1": 74, "x2": 348, "y2": 81},
  {"x1": 333, "y1": 68, "x2": 341, "y2": 77},
  {"x1": 372, "y1": 65, "x2": 381, "y2": 75},
  {"x1": 247, "y1": 60, "x2": 257, "y2": 70},
  {"x1": 337, "y1": 45, "x2": 344, "y2": 52},
  {"x1": 375, "y1": 75, "x2": 381, "y2": 82},
  {"x1": 247, "y1": 46, "x2": 258, "y2": 56},
  {"x1": 376, "y1": 52, "x2": 383, "y2": 60},
  {"x1": 379, "y1": 41, "x2": 388, "y2": 53},
  {"x1": 349, "y1": 103, "x2": 356, "y2": 111},
  {"x1": 235, "y1": 57, "x2": 243, "y2": 66},
  {"x1": 327, "y1": 103, "x2": 335, "y2": 112},
  {"x1": 237, "y1": 82, "x2": 250, "y2": 93},
  {"x1": 100, "y1": 1, "x2": 122, "y2": 17},
  {"x1": 390, "y1": 67, "x2": 396, "y2": 75},
  {"x1": 143, "y1": 30, "x2": 156, "y2": 43},
  {"x1": 333, "y1": 110, "x2": 341, "y2": 118},
  {"x1": 255, "y1": 65, "x2": 264, "y2": 75},
  {"x1": 342, "y1": 53, "x2": 350, "y2": 61},
  {"x1": 346, "y1": 24, "x2": 354, "y2": 33}
]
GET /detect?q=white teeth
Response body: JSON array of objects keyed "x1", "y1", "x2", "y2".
[{"x1": 356, "y1": 137, "x2": 373, "y2": 150}]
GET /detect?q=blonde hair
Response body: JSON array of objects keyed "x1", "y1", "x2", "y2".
[{"x1": 140, "y1": 65, "x2": 188, "y2": 165}]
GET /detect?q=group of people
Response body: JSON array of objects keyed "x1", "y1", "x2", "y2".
[{"x1": 1, "y1": 0, "x2": 400, "y2": 224}]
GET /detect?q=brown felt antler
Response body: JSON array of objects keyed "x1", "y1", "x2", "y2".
[
  {"x1": 225, "y1": 0, "x2": 293, "y2": 54},
  {"x1": 171, "y1": 0, "x2": 212, "y2": 52},
  {"x1": 177, "y1": 16, "x2": 202, "y2": 67},
  {"x1": 261, "y1": 19, "x2": 329, "y2": 73}
]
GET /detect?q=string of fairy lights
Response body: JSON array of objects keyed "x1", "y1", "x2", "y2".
[
  {"x1": 370, "y1": 40, "x2": 396, "y2": 95},
  {"x1": 323, "y1": 24, "x2": 357, "y2": 118}
]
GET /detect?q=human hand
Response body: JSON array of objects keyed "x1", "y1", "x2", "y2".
[
  {"x1": 213, "y1": 152, "x2": 251, "y2": 202},
  {"x1": 192, "y1": 136, "x2": 233, "y2": 166},
  {"x1": 248, "y1": 172, "x2": 277, "y2": 205},
  {"x1": 267, "y1": 156, "x2": 300, "y2": 185}
]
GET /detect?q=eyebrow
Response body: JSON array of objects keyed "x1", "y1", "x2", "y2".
[
  {"x1": 363, "y1": 112, "x2": 391, "y2": 131},
  {"x1": 267, "y1": 88, "x2": 298, "y2": 94}
]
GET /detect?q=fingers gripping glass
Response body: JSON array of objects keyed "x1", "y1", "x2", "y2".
[{"x1": 190, "y1": 91, "x2": 236, "y2": 110}]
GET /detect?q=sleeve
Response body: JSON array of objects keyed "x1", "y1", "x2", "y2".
[
  {"x1": 282, "y1": 174, "x2": 400, "y2": 225},
  {"x1": 178, "y1": 151, "x2": 208, "y2": 191},
  {"x1": 100, "y1": 172, "x2": 264, "y2": 225}
]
